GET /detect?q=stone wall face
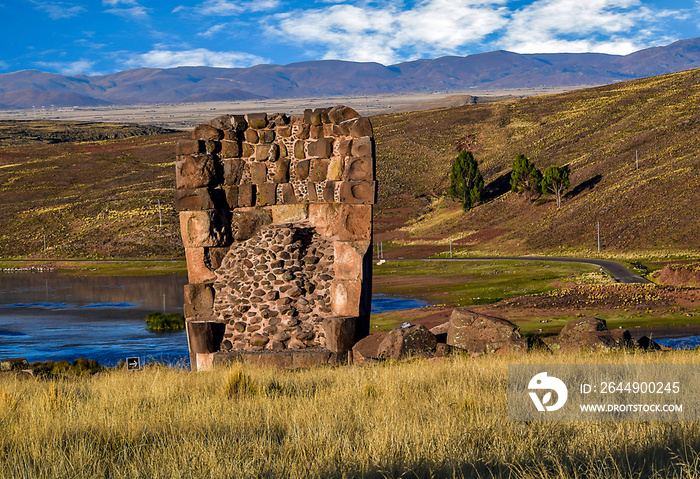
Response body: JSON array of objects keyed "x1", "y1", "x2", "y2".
[{"x1": 175, "y1": 106, "x2": 375, "y2": 369}]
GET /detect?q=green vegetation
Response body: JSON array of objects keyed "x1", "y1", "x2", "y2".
[
  {"x1": 373, "y1": 69, "x2": 700, "y2": 256},
  {"x1": 0, "y1": 260, "x2": 187, "y2": 275},
  {"x1": 28, "y1": 358, "x2": 103, "y2": 376},
  {"x1": 2, "y1": 353, "x2": 700, "y2": 478},
  {"x1": 448, "y1": 149, "x2": 483, "y2": 210},
  {"x1": 541, "y1": 165, "x2": 571, "y2": 209},
  {"x1": 510, "y1": 153, "x2": 542, "y2": 202},
  {"x1": 145, "y1": 312, "x2": 185, "y2": 331}
]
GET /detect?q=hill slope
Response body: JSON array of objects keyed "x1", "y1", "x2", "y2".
[
  {"x1": 0, "y1": 69, "x2": 699, "y2": 259},
  {"x1": 1, "y1": 38, "x2": 700, "y2": 108},
  {"x1": 372, "y1": 68, "x2": 700, "y2": 257}
]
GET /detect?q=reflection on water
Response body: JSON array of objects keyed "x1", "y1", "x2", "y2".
[
  {"x1": 657, "y1": 337, "x2": 700, "y2": 350},
  {"x1": 0, "y1": 272, "x2": 188, "y2": 367},
  {"x1": 0, "y1": 274, "x2": 433, "y2": 368}
]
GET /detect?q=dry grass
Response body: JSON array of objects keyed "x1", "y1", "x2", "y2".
[{"x1": 2, "y1": 352, "x2": 700, "y2": 478}]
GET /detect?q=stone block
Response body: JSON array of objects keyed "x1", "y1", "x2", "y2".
[
  {"x1": 344, "y1": 156, "x2": 373, "y2": 181},
  {"x1": 187, "y1": 320, "x2": 225, "y2": 352},
  {"x1": 270, "y1": 113, "x2": 290, "y2": 126},
  {"x1": 330, "y1": 279, "x2": 362, "y2": 316},
  {"x1": 309, "y1": 125, "x2": 324, "y2": 139},
  {"x1": 279, "y1": 183, "x2": 298, "y2": 204},
  {"x1": 307, "y1": 181, "x2": 318, "y2": 202},
  {"x1": 338, "y1": 205, "x2": 372, "y2": 241},
  {"x1": 293, "y1": 140, "x2": 306, "y2": 159},
  {"x1": 257, "y1": 183, "x2": 277, "y2": 206},
  {"x1": 276, "y1": 140, "x2": 288, "y2": 158},
  {"x1": 207, "y1": 247, "x2": 230, "y2": 270},
  {"x1": 250, "y1": 162, "x2": 267, "y2": 184},
  {"x1": 338, "y1": 181, "x2": 376, "y2": 204},
  {"x1": 176, "y1": 154, "x2": 217, "y2": 189},
  {"x1": 245, "y1": 112, "x2": 268, "y2": 129},
  {"x1": 242, "y1": 142, "x2": 254, "y2": 158},
  {"x1": 308, "y1": 138, "x2": 332, "y2": 158},
  {"x1": 323, "y1": 124, "x2": 335, "y2": 138},
  {"x1": 336, "y1": 137, "x2": 352, "y2": 157},
  {"x1": 223, "y1": 185, "x2": 239, "y2": 208},
  {"x1": 174, "y1": 188, "x2": 214, "y2": 211},
  {"x1": 238, "y1": 183, "x2": 255, "y2": 207},
  {"x1": 244, "y1": 129, "x2": 259, "y2": 144},
  {"x1": 309, "y1": 159, "x2": 329, "y2": 182},
  {"x1": 350, "y1": 136, "x2": 373, "y2": 158},
  {"x1": 323, "y1": 181, "x2": 336, "y2": 202},
  {"x1": 184, "y1": 283, "x2": 215, "y2": 319},
  {"x1": 274, "y1": 158, "x2": 290, "y2": 183},
  {"x1": 222, "y1": 158, "x2": 245, "y2": 185},
  {"x1": 258, "y1": 129, "x2": 275, "y2": 144},
  {"x1": 176, "y1": 139, "x2": 203, "y2": 156},
  {"x1": 322, "y1": 316, "x2": 357, "y2": 353},
  {"x1": 333, "y1": 123, "x2": 350, "y2": 136},
  {"x1": 327, "y1": 156, "x2": 344, "y2": 181},
  {"x1": 185, "y1": 247, "x2": 217, "y2": 283},
  {"x1": 334, "y1": 241, "x2": 370, "y2": 280},
  {"x1": 193, "y1": 124, "x2": 223, "y2": 140},
  {"x1": 328, "y1": 105, "x2": 361, "y2": 124},
  {"x1": 272, "y1": 204, "x2": 308, "y2": 223},
  {"x1": 304, "y1": 108, "x2": 322, "y2": 126},
  {"x1": 295, "y1": 123, "x2": 310, "y2": 140},
  {"x1": 276, "y1": 125, "x2": 292, "y2": 138},
  {"x1": 292, "y1": 349, "x2": 334, "y2": 369},
  {"x1": 221, "y1": 140, "x2": 240, "y2": 158},
  {"x1": 349, "y1": 117, "x2": 373, "y2": 138},
  {"x1": 294, "y1": 159, "x2": 310, "y2": 180},
  {"x1": 377, "y1": 325, "x2": 437, "y2": 360},
  {"x1": 255, "y1": 143, "x2": 279, "y2": 162},
  {"x1": 179, "y1": 210, "x2": 230, "y2": 248},
  {"x1": 205, "y1": 140, "x2": 220, "y2": 154},
  {"x1": 352, "y1": 333, "x2": 386, "y2": 365},
  {"x1": 230, "y1": 208, "x2": 272, "y2": 241}
]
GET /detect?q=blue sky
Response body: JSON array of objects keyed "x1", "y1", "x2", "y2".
[{"x1": 1, "y1": 0, "x2": 699, "y2": 76}]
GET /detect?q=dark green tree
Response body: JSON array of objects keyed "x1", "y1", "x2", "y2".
[
  {"x1": 510, "y1": 154, "x2": 543, "y2": 202},
  {"x1": 448, "y1": 150, "x2": 484, "y2": 210},
  {"x1": 541, "y1": 165, "x2": 571, "y2": 209}
]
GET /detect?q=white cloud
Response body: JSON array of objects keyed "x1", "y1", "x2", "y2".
[
  {"x1": 31, "y1": 1, "x2": 86, "y2": 19},
  {"x1": 35, "y1": 59, "x2": 96, "y2": 75},
  {"x1": 499, "y1": 0, "x2": 675, "y2": 54},
  {"x1": 176, "y1": 0, "x2": 280, "y2": 16},
  {"x1": 103, "y1": 0, "x2": 149, "y2": 20},
  {"x1": 123, "y1": 48, "x2": 269, "y2": 69},
  {"x1": 272, "y1": 1, "x2": 510, "y2": 64},
  {"x1": 197, "y1": 23, "x2": 228, "y2": 37}
]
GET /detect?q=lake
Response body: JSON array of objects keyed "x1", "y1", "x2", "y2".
[{"x1": 0, "y1": 272, "x2": 430, "y2": 367}]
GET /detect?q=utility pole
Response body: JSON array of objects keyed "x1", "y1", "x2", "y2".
[
  {"x1": 449, "y1": 238, "x2": 452, "y2": 258},
  {"x1": 157, "y1": 199, "x2": 162, "y2": 228},
  {"x1": 597, "y1": 221, "x2": 601, "y2": 254},
  {"x1": 636, "y1": 150, "x2": 638, "y2": 170}
]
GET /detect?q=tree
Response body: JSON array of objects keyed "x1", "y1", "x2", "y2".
[
  {"x1": 448, "y1": 150, "x2": 484, "y2": 210},
  {"x1": 541, "y1": 165, "x2": 570, "y2": 209},
  {"x1": 510, "y1": 154, "x2": 542, "y2": 202}
]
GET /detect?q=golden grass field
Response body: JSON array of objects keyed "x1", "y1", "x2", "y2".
[{"x1": 3, "y1": 351, "x2": 700, "y2": 478}]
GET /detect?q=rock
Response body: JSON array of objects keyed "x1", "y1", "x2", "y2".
[
  {"x1": 558, "y1": 318, "x2": 634, "y2": 353},
  {"x1": 377, "y1": 325, "x2": 437, "y2": 360},
  {"x1": 429, "y1": 322, "x2": 450, "y2": 343},
  {"x1": 322, "y1": 316, "x2": 357, "y2": 353},
  {"x1": 637, "y1": 335, "x2": 663, "y2": 350},
  {"x1": 446, "y1": 308, "x2": 527, "y2": 355},
  {"x1": 328, "y1": 105, "x2": 360, "y2": 124},
  {"x1": 352, "y1": 332, "x2": 387, "y2": 365}
]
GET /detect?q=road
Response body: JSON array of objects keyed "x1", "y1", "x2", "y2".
[{"x1": 415, "y1": 256, "x2": 649, "y2": 284}]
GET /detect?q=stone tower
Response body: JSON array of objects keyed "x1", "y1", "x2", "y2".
[{"x1": 175, "y1": 106, "x2": 375, "y2": 370}]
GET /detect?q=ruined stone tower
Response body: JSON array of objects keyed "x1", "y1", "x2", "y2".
[{"x1": 175, "y1": 106, "x2": 375, "y2": 370}]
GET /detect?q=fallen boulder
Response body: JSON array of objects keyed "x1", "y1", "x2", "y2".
[
  {"x1": 558, "y1": 318, "x2": 634, "y2": 353},
  {"x1": 446, "y1": 308, "x2": 527, "y2": 355},
  {"x1": 351, "y1": 332, "x2": 387, "y2": 365},
  {"x1": 377, "y1": 324, "x2": 437, "y2": 360}
]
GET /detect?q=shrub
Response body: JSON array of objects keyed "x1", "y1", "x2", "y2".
[{"x1": 145, "y1": 312, "x2": 185, "y2": 332}]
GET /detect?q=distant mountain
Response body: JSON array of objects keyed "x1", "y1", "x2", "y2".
[{"x1": 1, "y1": 37, "x2": 700, "y2": 109}]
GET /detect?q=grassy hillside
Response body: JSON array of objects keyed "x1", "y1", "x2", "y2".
[
  {"x1": 373, "y1": 68, "x2": 700, "y2": 258},
  {"x1": 0, "y1": 122, "x2": 182, "y2": 258},
  {"x1": 1, "y1": 69, "x2": 699, "y2": 259}
]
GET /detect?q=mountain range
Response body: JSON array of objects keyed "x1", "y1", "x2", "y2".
[{"x1": 1, "y1": 37, "x2": 700, "y2": 109}]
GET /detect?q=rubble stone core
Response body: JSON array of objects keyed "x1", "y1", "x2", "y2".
[{"x1": 176, "y1": 106, "x2": 375, "y2": 370}]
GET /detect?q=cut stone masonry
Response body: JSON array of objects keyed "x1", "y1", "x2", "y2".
[{"x1": 176, "y1": 106, "x2": 375, "y2": 370}]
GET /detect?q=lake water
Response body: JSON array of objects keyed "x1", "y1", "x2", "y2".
[
  {"x1": 656, "y1": 337, "x2": 700, "y2": 350},
  {"x1": 0, "y1": 273, "x2": 431, "y2": 367}
]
